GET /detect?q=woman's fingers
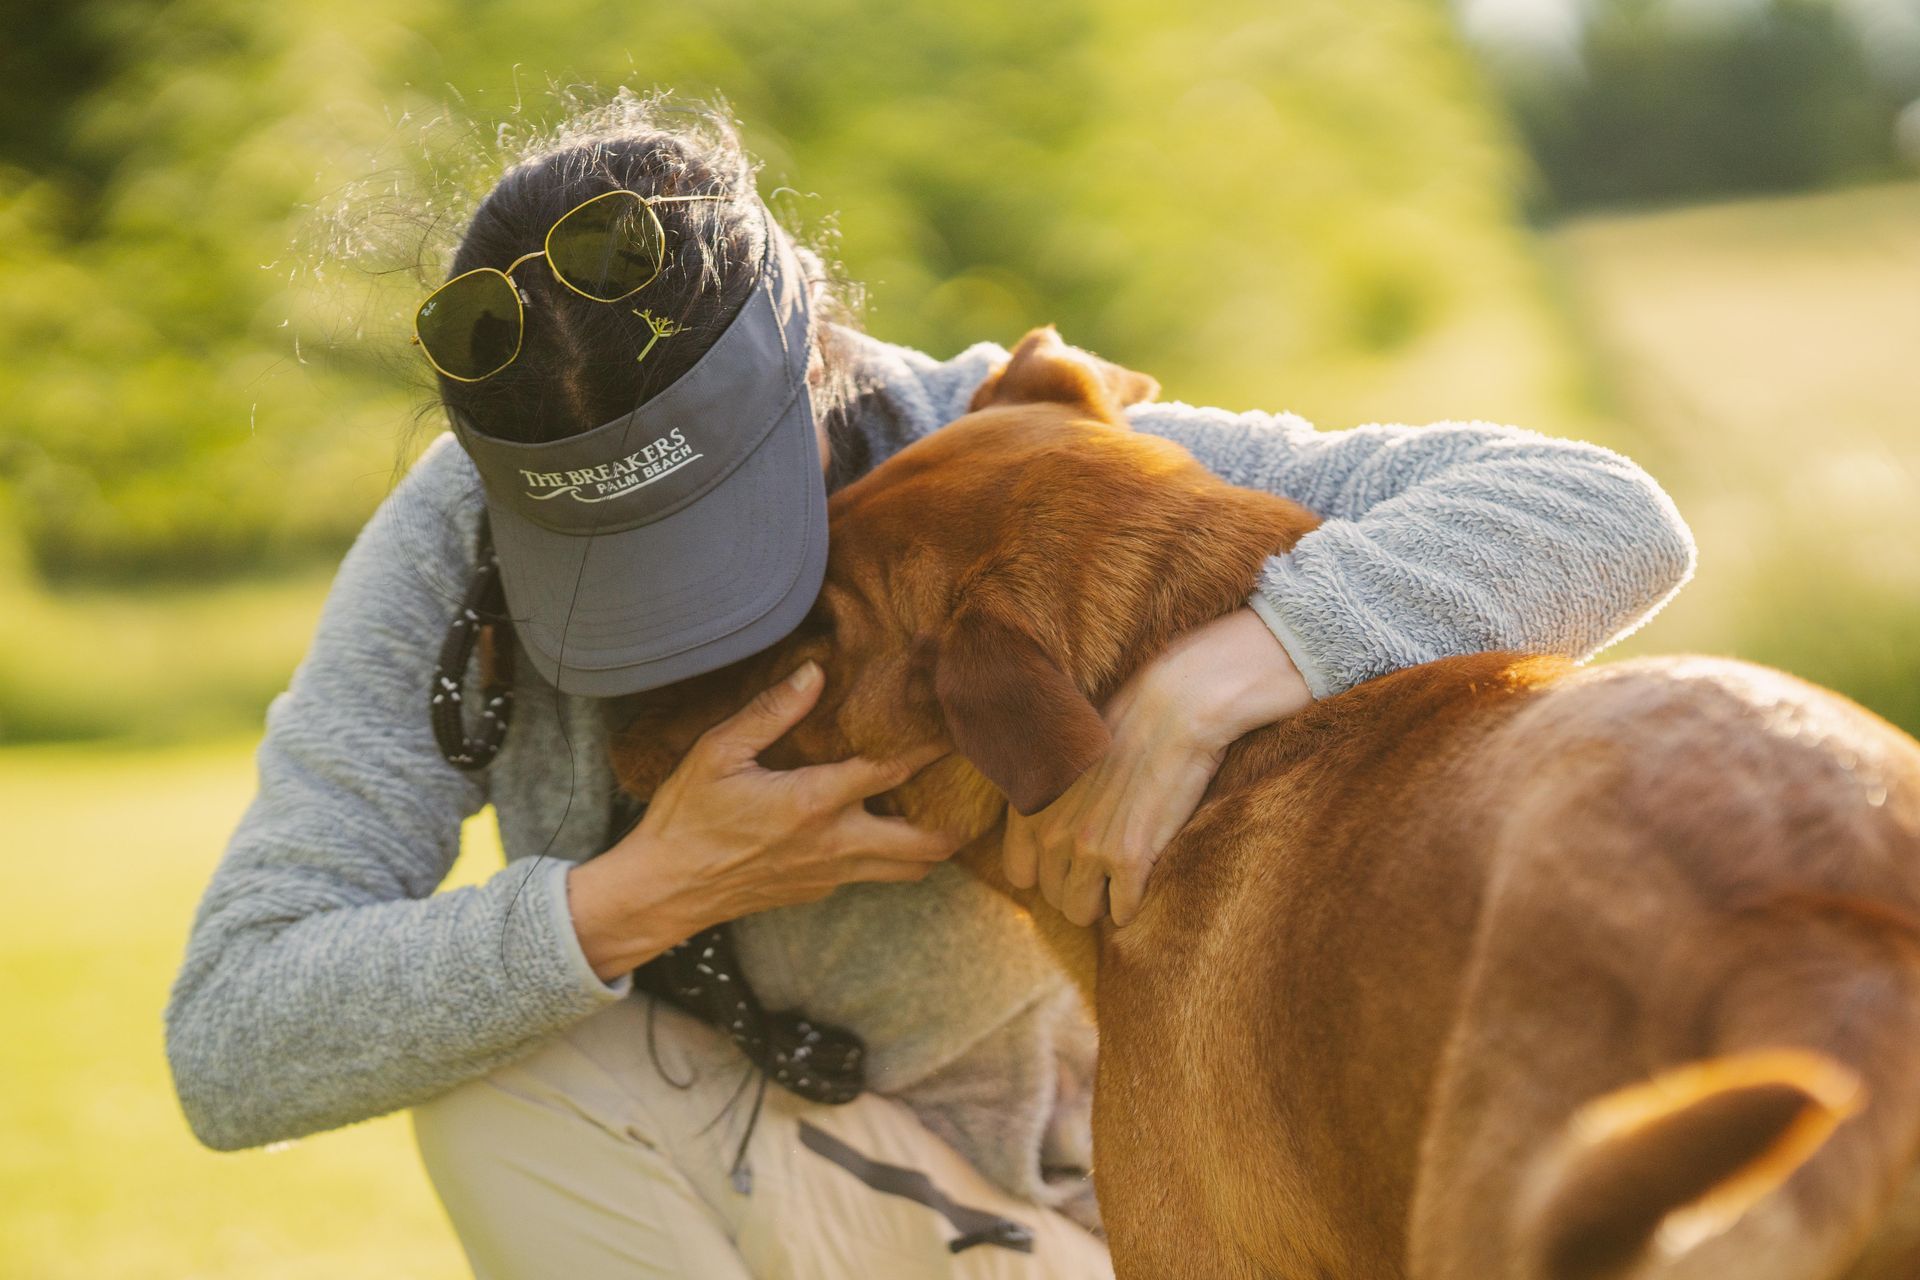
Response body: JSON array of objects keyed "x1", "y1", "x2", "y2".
[
  {"x1": 1107, "y1": 858, "x2": 1153, "y2": 929},
  {"x1": 840, "y1": 856, "x2": 943, "y2": 885},
  {"x1": 697, "y1": 661, "x2": 824, "y2": 766},
  {"x1": 803, "y1": 741, "x2": 950, "y2": 806},
  {"x1": 1058, "y1": 855, "x2": 1112, "y2": 928},
  {"x1": 833, "y1": 810, "x2": 960, "y2": 865},
  {"x1": 1003, "y1": 762, "x2": 1166, "y2": 926},
  {"x1": 1002, "y1": 813, "x2": 1041, "y2": 890},
  {"x1": 1037, "y1": 831, "x2": 1075, "y2": 910}
]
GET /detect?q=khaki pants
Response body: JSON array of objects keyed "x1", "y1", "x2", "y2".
[{"x1": 413, "y1": 996, "x2": 1113, "y2": 1279}]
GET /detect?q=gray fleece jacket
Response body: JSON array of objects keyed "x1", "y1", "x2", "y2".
[{"x1": 164, "y1": 328, "x2": 1695, "y2": 1209}]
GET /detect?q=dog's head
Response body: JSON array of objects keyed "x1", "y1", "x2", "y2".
[{"x1": 608, "y1": 327, "x2": 1316, "y2": 834}]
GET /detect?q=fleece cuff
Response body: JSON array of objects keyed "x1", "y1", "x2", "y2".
[
  {"x1": 1245, "y1": 571, "x2": 1337, "y2": 700},
  {"x1": 528, "y1": 856, "x2": 636, "y2": 1002}
]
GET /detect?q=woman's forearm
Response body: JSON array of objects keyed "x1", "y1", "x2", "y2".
[
  {"x1": 1128, "y1": 406, "x2": 1695, "y2": 694},
  {"x1": 567, "y1": 844, "x2": 707, "y2": 981},
  {"x1": 166, "y1": 855, "x2": 629, "y2": 1151}
]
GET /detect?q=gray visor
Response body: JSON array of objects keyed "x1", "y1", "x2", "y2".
[{"x1": 452, "y1": 206, "x2": 827, "y2": 697}]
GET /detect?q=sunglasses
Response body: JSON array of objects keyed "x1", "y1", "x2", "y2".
[{"x1": 412, "y1": 190, "x2": 726, "y2": 383}]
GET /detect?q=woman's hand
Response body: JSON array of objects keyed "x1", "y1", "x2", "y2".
[
  {"x1": 568, "y1": 660, "x2": 958, "y2": 980},
  {"x1": 1001, "y1": 608, "x2": 1311, "y2": 928}
]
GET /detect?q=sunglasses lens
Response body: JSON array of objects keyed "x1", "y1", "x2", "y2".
[
  {"x1": 547, "y1": 192, "x2": 663, "y2": 301},
  {"x1": 417, "y1": 271, "x2": 522, "y2": 380}
]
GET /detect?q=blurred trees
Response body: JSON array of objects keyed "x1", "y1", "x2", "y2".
[
  {"x1": 1475, "y1": 0, "x2": 1919, "y2": 214},
  {"x1": 15, "y1": 0, "x2": 1909, "y2": 748},
  {"x1": 0, "y1": 0, "x2": 435, "y2": 582},
  {"x1": 0, "y1": 0, "x2": 1580, "y2": 587}
]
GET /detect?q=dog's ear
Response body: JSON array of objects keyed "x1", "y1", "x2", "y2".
[
  {"x1": 1518, "y1": 1049, "x2": 1864, "y2": 1279},
  {"x1": 968, "y1": 326, "x2": 1160, "y2": 421},
  {"x1": 931, "y1": 600, "x2": 1111, "y2": 815}
]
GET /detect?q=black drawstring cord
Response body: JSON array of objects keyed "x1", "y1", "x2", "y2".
[
  {"x1": 688, "y1": 1058, "x2": 771, "y2": 1195},
  {"x1": 729, "y1": 1068, "x2": 771, "y2": 1195},
  {"x1": 645, "y1": 994, "x2": 697, "y2": 1091},
  {"x1": 642, "y1": 926, "x2": 866, "y2": 1105},
  {"x1": 432, "y1": 516, "x2": 515, "y2": 771},
  {"x1": 610, "y1": 791, "x2": 869, "y2": 1111}
]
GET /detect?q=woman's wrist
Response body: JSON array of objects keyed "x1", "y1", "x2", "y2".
[
  {"x1": 565, "y1": 841, "x2": 708, "y2": 982},
  {"x1": 1143, "y1": 607, "x2": 1313, "y2": 747}
]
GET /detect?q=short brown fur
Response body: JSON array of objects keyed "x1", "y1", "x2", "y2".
[{"x1": 607, "y1": 330, "x2": 1920, "y2": 1279}]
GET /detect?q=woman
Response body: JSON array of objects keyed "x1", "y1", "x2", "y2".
[{"x1": 165, "y1": 99, "x2": 1694, "y2": 1278}]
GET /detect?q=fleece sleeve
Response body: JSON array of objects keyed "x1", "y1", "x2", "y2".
[
  {"x1": 163, "y1": 435, "x2": 631, "y2": 1152},
  {"x1": 1125, "y1": 402, "x2": 1697, "y2": 697},
  {"x1": 906, "y1": 339, "x2": 1696, "y2": 697}
]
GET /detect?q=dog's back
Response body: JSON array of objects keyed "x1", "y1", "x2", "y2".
[
  {"x1": 1420, "y1": 659, "x2": 1920, "y2": 1280},
  {"x1": 1092, "y1": 652, "x2": 1920, "y2": 1280}
]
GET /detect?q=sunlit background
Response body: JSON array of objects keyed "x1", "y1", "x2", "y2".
[{"x1": 3, "y1": 1, "x2": 1916, "y2": 1275}]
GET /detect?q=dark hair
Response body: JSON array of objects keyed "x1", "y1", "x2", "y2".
[{"x1": 440, "y1": 101, "x2": 864, "y2": 455}]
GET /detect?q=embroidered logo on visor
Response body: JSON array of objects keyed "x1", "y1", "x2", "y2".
[{"x1": 516, "y1": 428, "x2": 703, "y2": 504}]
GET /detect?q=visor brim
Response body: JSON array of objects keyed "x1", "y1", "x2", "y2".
[{"x1": 486, "y1": 388, "x2": 828, "y2": 697}]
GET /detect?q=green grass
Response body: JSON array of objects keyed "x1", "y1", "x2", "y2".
[
  {"x1": 0, "y1": 570, "x2": 335, "y2": 744},
  {"x1": 0, "y1": 737, "x2": 500, "y2": 1279}
]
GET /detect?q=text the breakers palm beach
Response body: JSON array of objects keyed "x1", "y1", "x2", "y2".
[{"x1": 518, "y1": 429, "x2": 702, "y2": 504}]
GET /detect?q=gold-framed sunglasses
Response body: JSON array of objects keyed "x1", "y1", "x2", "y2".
[{"x1": 412, "y1": 190, "x2": 726, "y2": 383}]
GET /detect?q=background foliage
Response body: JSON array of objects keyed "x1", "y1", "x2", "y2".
[
  {"x1": 0, "y1": 0, "x2": 1579, "y2": 591},
  {"x1": 1478, "y1": 0, "x2": 1920, "y2": 212}
]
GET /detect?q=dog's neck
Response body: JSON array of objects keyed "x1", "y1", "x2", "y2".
[{"x1": 879, "y1": 478, "x2": 1319, "y2": 1001}]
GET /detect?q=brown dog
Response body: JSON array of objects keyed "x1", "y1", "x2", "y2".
[{"x1": 608, "y1": 328, "x2": 1920, "y2": 1280}]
